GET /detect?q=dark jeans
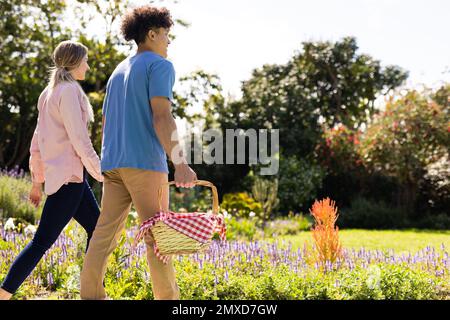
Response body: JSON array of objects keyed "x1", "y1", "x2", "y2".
[{"x1": 1, "y1": 170, "x2": 100, "y2": 294}]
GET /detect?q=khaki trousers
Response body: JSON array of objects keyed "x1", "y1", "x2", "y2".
[{"x1": 80, "y1": 168, "x2": 179, "y2": 300}]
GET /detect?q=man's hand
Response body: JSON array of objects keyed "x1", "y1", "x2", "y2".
[
  {"x1": 174, "y1": 163, "x2": 197, "y2": 188},
  {"x1": 29, "y1": 183, "x2": 43, "y2": 208}
]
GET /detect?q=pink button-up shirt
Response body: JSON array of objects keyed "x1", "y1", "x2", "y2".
[{"x1": 29, "y1": 81, "x2": 104, "y2": 195}]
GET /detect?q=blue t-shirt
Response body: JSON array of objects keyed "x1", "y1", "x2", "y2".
[{"x1": 101, "y1": 51, "x2": 175, "y2": 174}]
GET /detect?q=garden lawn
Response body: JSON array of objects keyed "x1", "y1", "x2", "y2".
[{"x1": 274, "y1": 229, "x2": 450, "y2": 253}]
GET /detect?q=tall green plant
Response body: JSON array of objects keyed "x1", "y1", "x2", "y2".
[{"x1": 251, "y1": 177, "x2": 279, "y2": 228}]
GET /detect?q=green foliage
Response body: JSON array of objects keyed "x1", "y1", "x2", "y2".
[
  {"x1": 224, "y1": 217, "x2": 260, "y2": 241},
  {"x1": 251, "y1": 177, "x2": 279, "y2": 226},
  {"x1": 0, "y1": 0, "x2": 71, "y2": 168},
  {"x1": 3, "y1": 221, "x2": 87, "y2": 300},
  {"x1": 315, "y1": 124, "x2": 365, "y2": 175},
  {"x1": 220, "y1": 192, "x2": 262, "y2": 218},
  {"x1": 378, "y1": 264, "x2": 438, "y2": 299},
  {"x1": 224, "y1": 214, "x2": 312, "y2": 241},
  {"x1": 360, "y1": 90, "x2": 449, "y2": 217},
  {"x1": 415, "y1": 213, "x2": 450, "y2": 230},
  {"x1": 0, "y1": 174, "x2": 44, "y2": 224},
  {"x1": 217, "y1": 37, "x2": 407, "y2": 160},
  {"x1": 432, "y1": 83, "x2": 450, "y2": 112},
  {"x1": 361, "y1": 91, "x2": 449, "y2": 185},
  {"x1": 417, "y1": 153, "x2": 450, "y2": 216},
  {"x1": 169, "y1": 187, "x2": 215, "y2": 213},
  {"x1": 339, "y1": 196, "x2": 407, "y2": 229},
  {"x1": 277, "y1": 155, "x2": 326, "y2": 213},
  {"x1": 176, "y1": 262, "x2": 440, "y2": 300},
  {"x1": 262, "y1": 214, "x2": 312, "y2": 238},
  {"x1": 174, "y1": 70, "x2": 224, "y2": 123},
  {"x1": 1, "y1": 223, "x2": 448, "y2": 300}
]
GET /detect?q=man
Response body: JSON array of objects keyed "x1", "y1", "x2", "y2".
[{"x1": 80, "y1": 6, "x2": 196, "y2": 300}]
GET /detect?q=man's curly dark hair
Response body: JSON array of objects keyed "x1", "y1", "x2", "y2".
[{"x1": 120, "y1": 6, "x2": 173, "y2": 45}]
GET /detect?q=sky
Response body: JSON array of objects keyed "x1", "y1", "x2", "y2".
[
  {"x1": 80, "y1": 0, "x2": 450, "y2": 98},
  {"x1": 154, "y1": 0, "x2": 450, "y2": 98}
]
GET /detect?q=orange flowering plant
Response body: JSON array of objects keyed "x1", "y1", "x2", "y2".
[{"x1": 309, "y1": 197, "x2": 342, "y2": 268}]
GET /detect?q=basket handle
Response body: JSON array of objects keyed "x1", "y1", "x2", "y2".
[{"x1": 157, "y1": 180, "x2": 219, "y2": 214}]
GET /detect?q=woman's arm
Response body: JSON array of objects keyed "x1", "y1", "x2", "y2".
[
  {"x1": 29, "y1": 122, "x2": 45, "y2": 185},
  {"x1": 59, "y1": 84, "x2": 104, "y2": 182},
  {"x1": 29, "y1": 122, "x2": 44, "y2": 207}
]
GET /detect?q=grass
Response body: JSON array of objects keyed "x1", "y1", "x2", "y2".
[{"x1": 275, "y1": 229, "x2": 450, "y2": 253}]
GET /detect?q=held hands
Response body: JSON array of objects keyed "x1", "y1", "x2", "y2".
[
  {"x1": 174, "y1": 163, "x2": 197, "y2": 188},
  {"x1": 29, "y1": 183, "x2": 43, "y2": 208}
]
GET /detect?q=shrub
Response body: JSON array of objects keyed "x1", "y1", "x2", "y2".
[
  {"x1": 220, "y1": 192, "x2": 262, "y2": 218},
  {"x1": 263, "y1": 213, "x2": 312, "y2": 238},
  {"x1": 360, "y1": 90, "x2": 449, "y2": 218},
  {"x1": 415, "y1": 213, "x2": 450, "y2": 230},
  {"x1": 277, "y1": 155, "x2": 326, "y2": 213},
  {"x1": 251, "y1": 177, "x2": 279, "y2": 227},
  {"x1": 223, "y1": 216, "x2": 260, "y2": 241},
  {"x1": 339, "y1": 196, "x2": 408, "y2": 229},
  {"x1": 417, "y1": 153, "x2": 450, "y2": 216},
  {"x1": 315, "y1": 124, "x2": 365, "y2": 176},
  {"x1": 222, "y1": 214, "x2": 311, "y2": 241},
  {"x1": 0, "y1": 169, "x2": 44, "y2": 225}
]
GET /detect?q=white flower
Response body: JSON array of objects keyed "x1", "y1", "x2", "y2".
[
  {"x1": 221, "y1": 210, "x2": 230, "y2": 219},
  {"x1": 64, "y1": 265, "x2": 81, "y2": 293},
  {"x1": 4, "y1": 218, "x2": 15, "y2": 231},
  {"x1": 129, "y1": 211, "x2": 138, "y2": 219},
  {"x1": 366, "y1": 265, "x2": 381, "y2": 290},
  {"x1": 249, "y1": 211, "x2": 256, "y2": 218},
  {"x1": 24, "y1": 224, "x2": 37, "y2": 235}
]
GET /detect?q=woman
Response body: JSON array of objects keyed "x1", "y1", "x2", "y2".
[{"x1": 0, "y1": 41, "x2": 104, "y2": 300}]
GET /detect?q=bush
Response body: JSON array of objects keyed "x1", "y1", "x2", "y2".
[
  {"x1": 263, "y1": 214, "x2": 312, "y2": 238},
  {"x1": 223, "y1": 216, "x2": 260, "y2": 241},
  {"x1": 0, "y1": 170, "x2": 44, "y2": 225},
  {"x1": 277, "y1": 155, "x2": 326, "y2": 213},
  {"x1": 417, "y1": 153, "x2": 450, "y2": 216},
  {"x1": 415, "y1": 213, "x2": 450, "y2": 230},
  {"x1": 339, "y1": 196, "x2": 408, "y2": 229},
  {"x1": 360, "y1": 90, "x2": 449, "y2": 217},
  {"x1": 220, "y1": 192, "x2": 262, "y2": 218},
  {"x1": 223, "y1": 214, "x2": 312, "y2": 241},
  {"x1": 315, "y1": 124, "x2": 364, "y2": 176}
]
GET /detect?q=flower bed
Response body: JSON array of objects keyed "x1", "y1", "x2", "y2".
[{"x1": 1, "y1": 223, "x2": 448, "y2": 300}]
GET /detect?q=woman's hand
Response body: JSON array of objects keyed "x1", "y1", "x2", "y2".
[{"x1": 29, "y1": 183, "x2": 43, "y2": 208}]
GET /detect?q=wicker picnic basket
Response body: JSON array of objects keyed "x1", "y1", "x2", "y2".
[{"x1": 135, "y1": 180, "x2": 226, "y2": 260}]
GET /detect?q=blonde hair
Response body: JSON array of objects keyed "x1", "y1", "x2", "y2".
[{"x1": 48, "y1": 40, "x2": 94, "y2": 122}]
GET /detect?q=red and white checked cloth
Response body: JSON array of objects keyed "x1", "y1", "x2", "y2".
[{"x1": 134, "y1": 211, "x2": 226, "y2": 263}]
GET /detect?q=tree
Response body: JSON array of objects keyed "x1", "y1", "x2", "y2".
[
  {"x1": 217, "y1": 37, "x2": 408, "y2": 160},
  {"x1": 211, "y1": 37, "x2": 408, "y2": 203},
  {"x1": 0, "y1": 0, "x2": 194, "y2": 170},
  {"x1": 360, "y1": 90, "x2": 449, "y2": 218},
  {"x1": 0, "y1": 0, "x2": 71, "y2": 168}
]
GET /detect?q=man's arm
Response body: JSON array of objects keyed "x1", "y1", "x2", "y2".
[
  {"x1": 151, "y1": 96, "x2": 197, "y2": 187},
  {"x1": 102, "y1": 115, "x2": 105, "y2": 147}
]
